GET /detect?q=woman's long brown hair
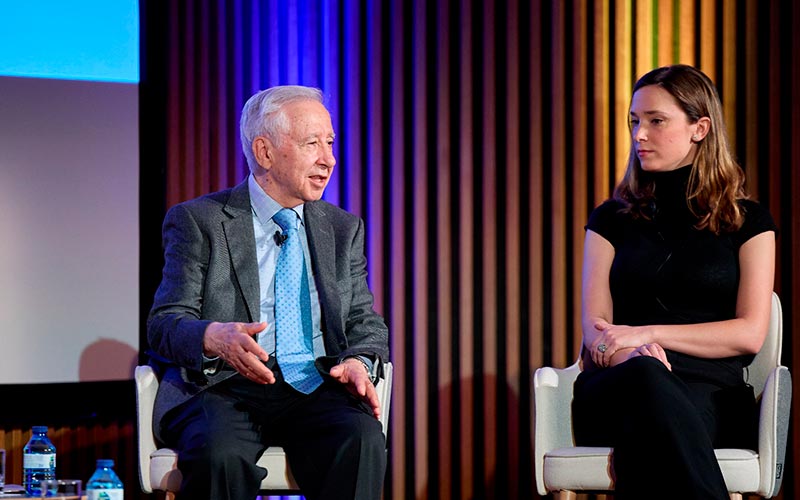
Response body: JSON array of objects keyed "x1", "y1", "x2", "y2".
[{"x1": 614, "y1": 64, "x2": 747, "y2": 233}]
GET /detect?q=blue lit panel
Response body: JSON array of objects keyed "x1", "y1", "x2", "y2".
[{"x1": 0, "y1": 0, "x2": 139, "y2": 83}]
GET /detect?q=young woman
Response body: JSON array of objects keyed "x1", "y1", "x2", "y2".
[{"x1": 573, "y1": 64, "x2": 776, "y2": 499}]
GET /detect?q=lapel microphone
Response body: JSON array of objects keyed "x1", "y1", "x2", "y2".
[{"x1": 273, "y1": 231, "x2": 288, "y2": 246}]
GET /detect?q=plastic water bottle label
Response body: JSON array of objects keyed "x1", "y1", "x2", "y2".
[
  {"x1": 22, "y1": 453, "x2": 56, "y2": 468},
  {"x1": 87, "y1": 489, "x2": 124, "y2": 500}
]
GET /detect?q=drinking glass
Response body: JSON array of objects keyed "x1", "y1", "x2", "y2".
[{"x1": 40, "y1": 478, "x2": 82, "y2": 497}]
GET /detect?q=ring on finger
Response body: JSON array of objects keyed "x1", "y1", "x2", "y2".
[{"x1": 597, "y1": 343, "x2": 608, "y2": 353}]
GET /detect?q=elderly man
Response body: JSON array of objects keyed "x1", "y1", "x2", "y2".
[{"x1": 147, "y1": 85, "x2": 389, "y2": 500}]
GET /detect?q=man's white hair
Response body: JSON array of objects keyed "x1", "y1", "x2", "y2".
[{"x1": 239, "y1": 85, "x2": 324, "y2": 172}]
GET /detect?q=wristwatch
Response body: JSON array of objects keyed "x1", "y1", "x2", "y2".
[{"x1": 346, "y1": 355, "x2": 378, "y2": 384}]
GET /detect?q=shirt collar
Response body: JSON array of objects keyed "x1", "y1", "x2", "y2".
[{"x1": 248, "y1": 174, "x2": 305, "y2": 228}]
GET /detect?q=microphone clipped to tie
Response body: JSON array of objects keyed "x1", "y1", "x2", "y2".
[{"x1": 274, "y1": 231, "x2": 288, "y2": 247}]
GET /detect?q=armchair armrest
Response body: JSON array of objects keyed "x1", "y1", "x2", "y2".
[
  {"x1": 757, "y1": 365, "x2": 792, "y2": 498},
  {"x1": 533, "y1": 361, "x2": 581, "y2": 496},
  {"x1": 135, "y1": 365, "x2": 159, "y2": 494},
  {"x1": 375, "y1": 362, "x2": 393, "y2": 434}
]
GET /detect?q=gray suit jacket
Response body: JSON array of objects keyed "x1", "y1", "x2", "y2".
[{"x1": 147, "y1": 179, "x2": 389, "y2": 440}]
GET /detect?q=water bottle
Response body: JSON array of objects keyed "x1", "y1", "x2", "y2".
[
  {"x1": 86, "y1": 459, "x2": 124, "y2": 500},
  {"x1": 22, "y1": 425, "x2": 56, "y2": 496}
]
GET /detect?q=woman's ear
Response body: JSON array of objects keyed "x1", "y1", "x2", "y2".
[{"x1": 693, "y1": 116, "x2": 711, "y2": 142}]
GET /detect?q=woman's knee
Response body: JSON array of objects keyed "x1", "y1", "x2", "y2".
[{"x1": 616, "y1": 356, "x2": 680, "y2": 392}]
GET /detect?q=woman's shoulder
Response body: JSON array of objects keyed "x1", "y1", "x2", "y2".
[
  {"x1": 586, "y1": 199, "x2": 628, "y2": 244},
  {"x1": 733, "y1": 198, "x2": 777, "y2": 246},
  {"x1": 587, "y1": 198, "x2": 627, "y2": 225},
  {"x1": 590, "y1": 198, "x2": 626, "y2": 217}
]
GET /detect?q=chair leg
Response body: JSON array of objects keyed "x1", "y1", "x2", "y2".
[
  {"x1": 729, "y1": 494, "x2": 742, "y2": 500},
  {"x1": 555, "y1": 491, "x2": 578, "y2": 500}
]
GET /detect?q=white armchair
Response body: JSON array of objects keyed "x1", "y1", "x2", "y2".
[
  {"x1": 533, "y1": 292, "x2": 791, "y2": 500},
  {"x1": 136, "y1": 362, "x2": 393, "y2": 497}
]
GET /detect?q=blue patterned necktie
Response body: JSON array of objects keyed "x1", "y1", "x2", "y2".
[{"x1": 273, "y1": 208, "x2": 323, "y2": 394}]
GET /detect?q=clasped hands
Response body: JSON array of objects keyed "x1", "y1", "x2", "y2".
[
  {"x1": 590, "y1": 320, "x2": 672, "y2": 370},
  {"x1": 203, "y1": 321, "x2": 382, "y2": 418}
]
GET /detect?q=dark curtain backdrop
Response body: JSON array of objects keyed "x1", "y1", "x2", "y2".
[{"x1": 137, "y1": 1, "x2": 800, "y2": 499}]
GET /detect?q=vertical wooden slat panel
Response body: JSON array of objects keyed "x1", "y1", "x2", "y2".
[
  {"x1": 657, "y1": 0, "x2": 675, "y2": 65},
  {"x1": 458, "y1": 0, "x2": 480, "y2": 498},
  {"x1": 248, "y1": 0, "x2": 261, "y2": 93},
  {"x1": 571, "y1": 0, "x2": 589, "y2": 360},
  {"x1": 698, "y1": 0, "x2": 716, "y2": 79},
  {"x1": 676, "y1": 0, "x2": 695, "y2": 65},
  {"x1": 214, "y1": 0, "x2": 230, "y2": 189},
  {"x1": 284, "y1": 2, "x2": 299, "y2": 83},
  {"x1": 742, "y1": 0, "x2": 758, "y2": 196},
  {"x1": 550, "y1": 0, "x2": 568, "y2": 368},
  {"x1": 412, "y1": 0, "x2": 429, "y2": 496},
  {"x1": 318, "y1": 2, "x2": 340, "y2": 208},
  {"x1": 593, "y1": 0, "x2": 612, "y2": 203},
  {"x1": 387, "y1": 1, "x2": 407, "y2": 498},
  {"x1": 613, "y1": 0, "x2": 633, "y2": 187},
  {"x1": 181, "y1": 2, "x2": 196, "y2": 200},
  {"x1": 457, "y1": 1, "x2": 475, "y2": 497},
  {"x1": 197, "y1": 1, "x2": 211, "y2": 194},
  {"x1": 435, "y1": 2, "x2": 453, "y2": 499},
  {"x1": 528, "y1": 0, "x2": 545, "y2": 374},
  {"x1": 166, "y1": 2, "x2": 182, "y2": 207},
  {"x1": 721, "y1": 0, "x2": 736, "y2": 150},
  {"x1": 634, "y1": 0, "x2": 654, "y2": 77},
  {"x1": 365, "y1": 0, "x2": 385, "y2": 320},
  {"x1": 343, "y1": 0, "x2": 363, "y2": 216},
  {"x1": 766, "y1": 0, "x2": 783, "y2": 293},
  {"x1": 231, "y1": 0, "x2": 247, "y2": 182},
  {"x1": 480, "y1": 0, "x2": 498, "y2": 492},
  {"x1": 504, "y1": 1, "x2": 522, "y2": 495}
]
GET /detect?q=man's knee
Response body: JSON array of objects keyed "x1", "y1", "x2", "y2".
[{"x1": 340, "y1": 412, "x2": 385, "y2": 454}]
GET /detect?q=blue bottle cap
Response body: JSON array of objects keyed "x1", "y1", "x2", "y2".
[
  {"x1": 96, "y1": 459, "x2": 115, "y2": 468},
  {"x1": 31, "y1": 426, "x2": 48, "y2": 433}
]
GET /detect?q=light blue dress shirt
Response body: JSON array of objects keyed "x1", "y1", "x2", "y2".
[{"x1": 248, "y1": 175, "x2": 325, "y2": 359}]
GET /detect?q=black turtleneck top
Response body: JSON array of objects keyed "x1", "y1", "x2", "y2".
[{"x1": 586, "y1": 165, "x2": 777, "y2": 387}]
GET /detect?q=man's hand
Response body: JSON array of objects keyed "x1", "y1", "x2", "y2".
[
  {"x1": 203, "y1": 321, "x2": 276, "y2": 384},
  {"x1": 329, "y1": 358, "x2": 381, "y2": 419}
]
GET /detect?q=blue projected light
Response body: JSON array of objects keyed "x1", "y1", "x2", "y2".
[{"x1": 0, "y1": 1, "x2": 139, "y2": 83}]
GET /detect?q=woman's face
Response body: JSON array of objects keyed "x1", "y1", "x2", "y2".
[{"x1": 630, "y1": 85, "x2": 701, "y2": 172}]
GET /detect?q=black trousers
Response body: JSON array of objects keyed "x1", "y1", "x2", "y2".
[
  {"x1": 572, "y1": 356, "x2": 757, "y2": 500},
  {"x1": 160, "y1": 362, "x2": 386, "y2": 500}
]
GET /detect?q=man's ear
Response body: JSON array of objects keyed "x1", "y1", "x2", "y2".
[
  {"x1": 693, "y1": 116, "x2": 711, "y2": 141},
  {"x1": 252, "y1": 136, "x2": 273, "y2": 169}
]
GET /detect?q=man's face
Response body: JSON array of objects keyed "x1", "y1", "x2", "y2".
[{"x1": 260, "y1": 99, "x2": 336, "y2": 207}]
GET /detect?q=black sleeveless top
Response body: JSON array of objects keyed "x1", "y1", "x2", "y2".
[{"x1": 586, "y1": 165, "x2": 777, "y2": 387}]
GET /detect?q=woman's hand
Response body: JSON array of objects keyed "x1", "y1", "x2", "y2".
[
  {"x1": 590, "y1": 320, "x2": 653, "y2": 367},
  {"x1": 628, "y1": 342, "x2": 672, "y2": 370}
]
